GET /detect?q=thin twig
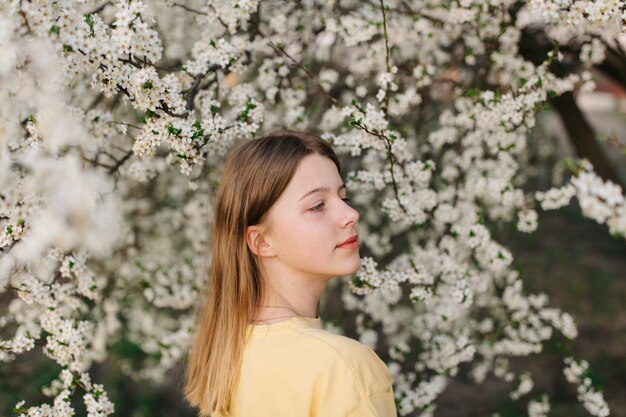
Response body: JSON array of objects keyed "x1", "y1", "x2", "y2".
[
  {"x1": 257, "y1": 28, "x2": 338, "y2": 106},
  {"x1": 18, "y1": 9, "x2": 32, "y2": 34},
  {"x1": 87, "y1": 93, "x2": 105, "y2": 111},
  {"x1": 156, "y1": 100, "x2": 188, "y2": 118},
  {"x1": 82, "y1": 155, "x2": 114, "y2": 170},
  {"x1": 356, "y1": 123, "x2": 408, "y2": 214},
  {"x1": 88, "y1": 1, "x2": 111, "y2": 15},
  {"x1": 379, "y1": 0, "x2": 392, "y2": 114},
  {"x1": 400, "y1": 0, "x2": 446, "y2": 25},
  {"x1": 112, "y1": 120, "x2": 142, "y2": 130},
  {"x1": 173, "y1": 2, "x2": 208, "y2": 16},
  {"x1": 186, "y1": 74, "x2": 204, "y2": 112},
  {"x1": 108, "y1": 149, "x2": 134, "y2": 174}
]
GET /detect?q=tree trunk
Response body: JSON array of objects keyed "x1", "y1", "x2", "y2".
[{"x1": 550, "y1": 91, "x2": 623, "y2": 187}]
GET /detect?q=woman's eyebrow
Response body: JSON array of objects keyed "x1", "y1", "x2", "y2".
[{"x1": 299, "y1": 183, "x2": 346, "y2": 201}]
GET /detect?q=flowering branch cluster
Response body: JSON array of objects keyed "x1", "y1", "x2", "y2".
[
  {"x1": 536, "y1": 158, "x2": 626, "y2": 239},
  {"x1": 1, "y1": 0, "x2": 624, "y2": 416},
  {"x1": 564, "y1": 357, "x2": 610, "y2": 417}
]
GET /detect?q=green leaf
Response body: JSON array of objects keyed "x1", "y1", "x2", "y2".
[
  {"x1": 84, "y1": 13, "x2": 94, "y2": 32},
  {"x1": 167, "y1": 124, "x2": 182, "y2": 135},
  {"x1": 465, "y1": 88, "x2": 480, "y2": 98}
]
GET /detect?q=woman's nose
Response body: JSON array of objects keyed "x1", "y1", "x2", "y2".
[{"x1": 342, "y1": 202, "x2": 359, "y2": 226}]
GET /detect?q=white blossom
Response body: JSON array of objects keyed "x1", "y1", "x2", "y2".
[{"x1": 0, "y1": 1, "x2": 619, "y2": 415}]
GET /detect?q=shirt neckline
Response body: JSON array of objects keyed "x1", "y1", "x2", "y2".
[{"x1": 248, "y1": 315, "x2": 322, "y2": 332}]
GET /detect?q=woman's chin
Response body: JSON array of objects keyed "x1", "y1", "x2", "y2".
[{"x1": 343, "y1": 257, "x2": 362, "y2": 275}]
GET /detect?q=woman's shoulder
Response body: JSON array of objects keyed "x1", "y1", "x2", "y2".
[
  {"x1": 296, "y1": 326, "x2": 377, "y2": 356},
  {"x1": 293, "y1": 326, "x2": 393, "y2": 392}
]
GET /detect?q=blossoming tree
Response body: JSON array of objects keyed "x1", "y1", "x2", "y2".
[{"x1": 1, "y1": 0, "x2": 625, "y2": 416}]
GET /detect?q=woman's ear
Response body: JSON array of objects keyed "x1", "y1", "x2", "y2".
[{"x1": 245, "y1": 224, "x2": 275, "y2": 257}]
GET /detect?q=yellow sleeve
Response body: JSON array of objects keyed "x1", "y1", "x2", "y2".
[
  {"x1": 345, "y1": 387, "x2": 397, "y2": 417},
  {"x1": 309, "y1": 346, "x2": 398, "y2": 417}
]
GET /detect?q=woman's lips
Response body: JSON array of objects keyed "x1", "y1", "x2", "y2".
[{"x1": 337, "y1": 235, "x2": 359, "y2": 249}]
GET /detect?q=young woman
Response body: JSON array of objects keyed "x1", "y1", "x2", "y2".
[{"x1": 184, "y1": 130, "x2": 397, "y2": 417}]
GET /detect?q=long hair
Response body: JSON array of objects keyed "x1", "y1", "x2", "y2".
[{"x1": 183, "y1": 130, "x2": 341, "y2": 416}]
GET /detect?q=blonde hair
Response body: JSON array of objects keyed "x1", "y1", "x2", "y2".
[{"x1": 183, "y1": 130, "x2": 341, "y2": 416}]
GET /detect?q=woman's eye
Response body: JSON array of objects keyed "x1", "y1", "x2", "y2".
[{"x1": 309, "y1": 197, "x2": 351, "y2": 212}]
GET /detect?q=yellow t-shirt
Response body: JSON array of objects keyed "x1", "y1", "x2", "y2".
[{"x1": 227, "y1": 315, "x2": 398, "y2": 417}]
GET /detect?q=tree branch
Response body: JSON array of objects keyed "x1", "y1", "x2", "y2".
[
  {"x1": 379, "y1": 0, "x2": 392, "y2": 115},
  {"x1": 550, "y1": 91, "x2": 622, "y2": 186}
]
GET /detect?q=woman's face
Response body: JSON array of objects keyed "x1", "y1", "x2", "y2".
[{"x1": 251, "y1": 153, "x2": 361, "y2": 280}]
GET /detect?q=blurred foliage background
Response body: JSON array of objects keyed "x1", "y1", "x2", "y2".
[{"x1": 1, "y1": 95, "x2": 625, "y2": 417}]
